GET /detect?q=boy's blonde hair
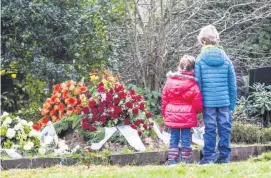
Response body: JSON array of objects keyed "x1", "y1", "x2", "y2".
[
  {"x1": 198, "y1": 25, "x2": 220, "y2": 45},
  {"x1": 178, "y1": 55, "x2": 195, "y2": 72}
]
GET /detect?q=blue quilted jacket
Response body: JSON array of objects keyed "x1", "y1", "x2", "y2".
[{"x1": 195, "y1": 46, "x2": 237, "y2": 110}]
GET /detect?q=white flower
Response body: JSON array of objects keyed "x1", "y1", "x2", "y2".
[
  {"x1": 101, "y1": 93, "x2": 106, "y2": 101},
  {"x1": 29, "y1": 129, "x2": 41, "y2": 138},
  {"x1": 20, "y1": 119, "x2": 27, "y2": 125},
  {"x1": 14, "y1": 123, "x2": 24, "y2": 131},
  {"x1": 15, "y1": 116, "x2": 21, "y2": 121},
  {"x1": 2, "y1": 117, "x2": 12, "y2": 126},
  {"x1": 6, "y1": 128, "x2": 16, "y2": 139},
  {"x1": 38, "y1": 147, "x2": 46, "y2": 155},
  {"x1": 23, "y1": 141, "x2": 34, "y2": 151},
  {"x1": 27, "y1": 121, "x2": 33, "y2": 127},
  {"x1": 1, "y1": 112, "x2": 9, "y2": 118}
]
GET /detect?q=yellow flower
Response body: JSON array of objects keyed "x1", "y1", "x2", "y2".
[
  {"x1": 102, "y1": 79, "x2": 109, "y2": 89},
  {"x1": 11, "y1": 74, "x2": 17, "y2": 78},
  {"x1": 90, "y1": 75, "x2": 98, "y2": 81},
  {"x1": 0, "y1": 70, "x2": 6, "y2": 75}
]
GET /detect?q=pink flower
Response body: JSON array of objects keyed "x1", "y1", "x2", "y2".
[
  {"x1": 89, "y1": 125, "x2": 97, "y2": 132},
  {"x1": 100, "y1": 116, "x2": 107, "y2": 124},
  {"x1": 137, "y1": 130, "x2": 142, "y2": 136},
  {"x1": 82, "y1": 107, "x2": 90, "y2": 114},
  {"x1": 106, "y1": 93, "x2": 113, "y2": 101},
  {"x1": 97, "y1": 86, "x2": 105, "y2": 93},
  {"x1": 130, "y1": 124, "x2": 137, "y2": 130},
  {"x1": 98, "y1": 106, "x2": 104, "y2": 113},
  {"x1": 139, "y1": 102, "x2": 145, "y2": 111},
  {"x1": 89, "y1": 100, "x2": 96, "y2": 108},
  {"x1": 114, "y1": 106, "x2": 122, "y2": 114},
  {"x1": 118, "y1": 91, "x2": 126, "y2": 99},
  {"x1": 132, "y1": 108, "x2": 139, "y2": 115},
  {"x1": 112, "y1": 113, "x2": 119, "y2": 119},
  {"x1": 91, "y1": 108, "x2": 98, "y2": 114},
  {"x1": 113, "y1": 97, "x2": 120, "y2": 104},
  {"x1": 123, "y1": 119, "x2": 130, "y2": 125},
  {"x1": 129, "y1": 89, "x2": 135, "y2": 95},
  {"x1": 125, "y1": 102, "x2": 133, "y2": 109},
  {"x1": 82, "y1": 121, "x2": 89, "y2": 130},
  {"x1": 77, "y1": 99, "x2": 81, "y2": 105},
  {"x1": 146, "y1": 112, "x2": 152, "y2": 118}
]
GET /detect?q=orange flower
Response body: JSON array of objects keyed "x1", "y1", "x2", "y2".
[
  {"x1": 59, "y1": 103, "x2": 65, "y2": 111},
  {"x1": 54, "y1": 105, "x2": 59, "y2": 110},
  {"x1": 79, "y1": 86, "x2": 87, "y2": 93},
  {"x1": 41, "y1": 109, "x2": 49, "y2": 116},
  {"x1": 79, "y1": 94, "x2": 86, "y2": 103},
  {"x1": 74, "y1": 88, "x2": 80, "y2": 95},
  {"x1": 59, "y1": 110, "x2": 63, "y2": 118},
  {"x1": 67, "y1": 80, "x2": 76, "y2": 88},
  {"x1": 53, "y1": 84, "x2": 61, "y2": 93},
  {"x1": 67, "y1": 106, "x2": 74, "y2": 115},
  {"x1": 50, "y1": 109, "x2": 56, "y2": 117},
  {"x1": 33, "y1": 123, "x2": 42, "y2": 131},
  {"x1": 50, "y1": 95, "x2": 58, "y2": 104},
  {"x1": 43, "y1": 102, "x2": 51, "y2": 110},
  {"x1": 65, "y1": 97, "x2": 77, "y2": 106},
  {"x1": 52, "y1": 115, "x2": 58, "y2": 122},
  {"x1": 62, "y1": 89, "x2": 69, "y2": 99},
  {"x1": 74, "y1": 105, "x2": 81, "y2": 114}
]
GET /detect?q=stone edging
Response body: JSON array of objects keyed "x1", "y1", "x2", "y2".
[{"x1": 1, "y1": 145, "x2": 271, "y2": 170}]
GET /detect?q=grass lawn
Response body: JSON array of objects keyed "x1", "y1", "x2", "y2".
[{"x1": 2, "y1": 158, "x2": 271, "y2": 178}]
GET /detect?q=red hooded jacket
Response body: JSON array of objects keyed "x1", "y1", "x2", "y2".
[{"x1": 161, "y1": 71, "x2": 203, "y2": 128}]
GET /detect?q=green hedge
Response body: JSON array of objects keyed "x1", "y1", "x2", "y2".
[{"x1": 231, "y1": 122, "x2": 271, "y2": 144}]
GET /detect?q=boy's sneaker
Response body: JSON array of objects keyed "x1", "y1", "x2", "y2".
[
  {"x1": 214, "y1": 154, "x2": 230, "y2": 164},
  {"x1": 198, "y1": 158, "x2": 214, "y2": 165},
  {"x1": 168, "y1": 160, "x2": 178, "y2": 166}
]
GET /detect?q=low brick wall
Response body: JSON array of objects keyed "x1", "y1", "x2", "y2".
[{"x1": 1, "y1": 145, "x2": 271, "y2": 170}]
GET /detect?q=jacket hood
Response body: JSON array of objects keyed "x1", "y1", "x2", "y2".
[
  {"x1": 201, "y1": 48, "x2": 226, "y2": 66},
  {"x1": 166, "y1": 71, "x2": 197, "y2": 81}
]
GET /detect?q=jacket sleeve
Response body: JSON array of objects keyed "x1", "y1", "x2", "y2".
[
  {"x1": 191, "y1": 84, "x2": 203, "y2": 114},
  {"x1": 228, "y1": 60, "x2": 237, "y2": 111},
  {"x1": 195, "y1": 59, "x2": 202, "y2": 89},
  {"x1": 161, "y1": 81, "x2": 169, "y2": 118}
]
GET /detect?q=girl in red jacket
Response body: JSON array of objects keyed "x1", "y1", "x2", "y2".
[{"x1": 162, "y1": 55, "x2": 203, "y2": 166}]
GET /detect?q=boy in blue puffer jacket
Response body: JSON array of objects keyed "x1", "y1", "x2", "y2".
[{"x1": 195, "y1": 25, "x2": 237, "y2": 164}]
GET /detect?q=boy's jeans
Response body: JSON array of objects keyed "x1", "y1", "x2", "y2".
[
  {"x1": 170, "y1": 128, "x2": 191, "y2": 148},
  {"x1": 202, "y1": 107, "x2": 232, "y2": 160}
]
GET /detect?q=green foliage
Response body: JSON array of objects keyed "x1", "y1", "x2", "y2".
[
  {"x1": 231, "y1": 122, "x2": 271, "y2": 144},
  {"x1": 54, "y1": 114, "x2": 81, "y2": 135},
  {"x1": 127, "y1": 84, "x2": 161, "y2": 115},
  {"x1": 234, "y1": 83, "x2": 271, "y2": 126},
  {"x1": 0, "y1": 127, "x2": 7, "y2": 136},
  {"x1": 16, "y1": 107, "x2": 42, "y2": 123},
  {"x1": 3, "y1": 140, "x2": 13, "y2": 149}
]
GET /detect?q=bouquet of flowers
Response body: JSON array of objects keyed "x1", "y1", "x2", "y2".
[
  {"x1": 81, "y1": 70, "x2": 153, "y2": 136},
  {"x1": 0, "y1": 112, "x2": 41, "y2": 152}
]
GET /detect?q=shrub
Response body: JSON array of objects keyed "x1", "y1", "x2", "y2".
[{"x1": 231, "y1": 122, "x2": 271, "y2": 144}]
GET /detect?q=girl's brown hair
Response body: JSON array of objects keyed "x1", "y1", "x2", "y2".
[{"x1": 178, "y1": 55, "x2": 195, "y2": 72}]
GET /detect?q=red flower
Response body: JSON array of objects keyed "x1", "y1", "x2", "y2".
[
  {"x1": 82, "y1": 121, "x2": 89, "y2": 130},
  {"x1": 137, "y1": 130, "x2": 142, "y2": 136},
  {"x1": 125, "y1": 102, "x2": 133, "y2": 109},
  {"x1": 123, "y1": 119, "x2": 130, "y2": 125},
  {"x1": 139, "y1": 103, "x2": 145, "y2": 111},
  {"x1": 98, "y1": 82, "x2": 104, "y2": 87},
  {"x1": 86, "y1": 93, "x2": 92, "y2": 98},
  {"x1": 33, "y1": 124, "x2": 41, "y2": 131},
  {"x1": 89, "y1": 100, "x2": 96, "y2": 108},
  {"x1": 132, "y1": 108, "x2": 139, "y2": 115},
  {"x1": 109, "y1": 89, "x2": 114, "y2": 93},
  {"x1": 63, "y1": 89, "x2": 69, "y2": 99},
  {"x1": 59, "y1": 103, "x2": 65, "y2": 111},
  {"x1": 106, "y1": 93, "x2": 113, "y2": 101},
  {"x1": 113, "y1": 97, "x2": 120, "y2": 104},
  {"x1": 53, "y1": 84, "x2": 61, "y2": 93},
  {"x1": 149, "y1": 122, "x2": 154, "y2": 126},
  {"x1": 97, "y1": 86, "x2": 105, "y2": 93},
  {"x1": 41, "y1": 117, "x2": 49, "y2": 125},
  {"x1": 82, "y1": 106, "x2": 90, "y2": 114},
  {"x1": 143, "y1": 123, "x2": 148, "y2": 130},
  {"x1": 137, "y1": 95, "x2": 142, "y2": 102},
  {"x1": 77, "y1": 99, "x2": 81, "y2": 105},
  {"x1": 130, "y1": 124, "x2": 137, "y2": 130},
  {"x1": 82, "y1": 118, "x2": 89, "y2": 123},
  {"x1": 112, "y1": 113, "x2": 119, "y2": 119},
  {"x1": 114, "y1": 106, "x2": 122, "y2": 114},
  {"x1": 135, "y1": 119, "x2": 142, "y2": 126},
  {"x1": 98, "y1": 106, "x2": 104, "y2": 113},
  {"x1": 91, "y1": 108, "x2": 98, "y2": 114},
  {"x1": 107, "y1": 102, "x2": 114, "y2": 109},
  {"x1": 129, "y1": 89, "x2": 135, "y2": 95},
  {"x1": 114, "y1": 83, "x2": 124, "y2": 92},
  {"x1": 146, "y1": 112, "x2": 152, "y2": 118},
  {"x1": 100, "y1": 116, "x2": 107, "y2": 124},
  {"x1": 118, "y1": 91, "x2": 126, "y2": 99},
  {"x1": 89, "y1": 125, "x2": 97, "y2": 132}
]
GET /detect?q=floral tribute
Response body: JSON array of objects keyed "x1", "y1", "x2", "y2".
[
  {"x1": 36, "y1": 70, "x2": 153, "y2": 136},
  {"x1": 0, "y1": 112, "x2": 41, "y2": 151},
  {"x1": 34, "y1": 80, "x2": 88, "y2": 130},
  {"x1": 81, "y1": 70, "x2": 154, "y2": 136}
]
